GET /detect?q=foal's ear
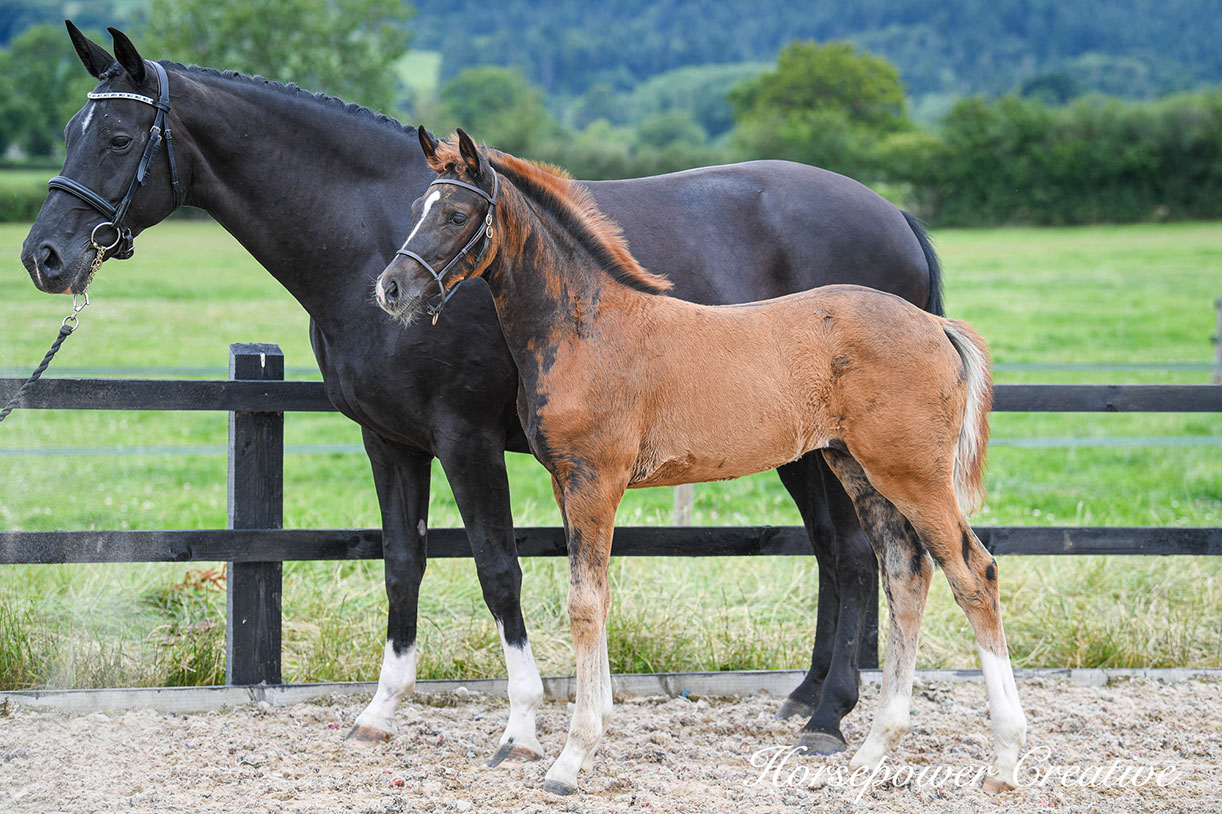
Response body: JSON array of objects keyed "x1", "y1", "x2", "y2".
[
  {"x1": 108, "y1": 27, "x2": 146, "y2": 84},
  {"x1": 418, "y1": 126, "x2": 442, "y2": 168},
  {"x1": 65, "y1": 20, "x2": 115, "y2": 79},
  {"x1": 456, "y1": 128, "x2": 484, "y2": 179}
]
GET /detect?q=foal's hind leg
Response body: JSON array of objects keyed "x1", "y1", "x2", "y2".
[
  {"x1": 820, "y1": 448, "x2": 933, "y2": 771},
  {"x1": 836, "y1": 449, "x2": 1027, "y2": 791}
]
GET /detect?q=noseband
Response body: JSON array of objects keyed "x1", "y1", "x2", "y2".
[
  {"x1": 47, "y1": 60, "x2": 182, "y2": 263},
  {"x1": 395, "y1": 170, "x2": 498, "y2": 325}
]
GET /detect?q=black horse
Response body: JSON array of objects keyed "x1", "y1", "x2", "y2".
[{"x1": 20, "y1": 23, "x2": 943, "y2": 763}]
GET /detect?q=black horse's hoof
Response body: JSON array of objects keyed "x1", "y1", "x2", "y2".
[
  {"x1": 486, "y1": 741, "x2": 544, "y2": 768},
  {"x1": 544, "y1": 778, "x2": 576, "y2": 796},
  {"x1": 344, "y1": 724, "x2": 392, "y2": 747},
  {"x1": 797, "y1": 730, "x2": 847, "y2": 755},
  {"x1": 776, "y1": 696, "x2": 817, "y2": 721}
]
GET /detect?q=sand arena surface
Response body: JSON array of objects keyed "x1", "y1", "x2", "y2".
[{"x1": 2, "y1": 675, "x2": 1219, "y2": 813}]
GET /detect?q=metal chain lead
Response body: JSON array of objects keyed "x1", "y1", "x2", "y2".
[{"x1": 0, "y1": 242, "x2": 105, "y2": 425}]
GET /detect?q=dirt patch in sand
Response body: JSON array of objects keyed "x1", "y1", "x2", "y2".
[{"x1": 2, "y1": 675, "x2": 1219, "y2": 813}]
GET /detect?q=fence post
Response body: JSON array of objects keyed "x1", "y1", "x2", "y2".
[
  {"x1": 673, "y1": 484, "x2": 694, "y2": 525},
  {"x1": 226, "y1": 343, "x2": 284, "y2": 685}
]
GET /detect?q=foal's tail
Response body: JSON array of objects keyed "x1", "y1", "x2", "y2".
[{"x1": 942, "y1": 320, "x2": 993, "y2": 513}]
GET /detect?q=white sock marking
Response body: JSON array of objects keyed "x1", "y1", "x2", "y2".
[
  {"x1": 979, "y1": 647, "x2": 1027, "y2": 785},
  {"x1": 354, "y1": 641, "x2": 417, "y2": 734},
  {"x1": 497, "y1": 623, "x2": 544, "y2": 754}
]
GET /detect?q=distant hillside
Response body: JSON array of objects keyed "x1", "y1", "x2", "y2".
[{"x1": 412, "y1": 0, "x2": 1222, "y2": 103}]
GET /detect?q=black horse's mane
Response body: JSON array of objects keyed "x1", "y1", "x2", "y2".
[{"x1": 158, "y1": 60, "x2": 417, "y2": 137}]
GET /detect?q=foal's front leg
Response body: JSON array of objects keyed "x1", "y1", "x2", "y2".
[{"x1": 544, "y1": 474, "x2": 622, "y2": 795}]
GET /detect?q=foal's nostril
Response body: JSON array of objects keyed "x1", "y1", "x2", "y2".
[{"x1": 383, "y1": 278, "x2": 399, "y2": 306}]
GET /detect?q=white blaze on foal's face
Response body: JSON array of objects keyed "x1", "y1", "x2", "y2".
[{"x1": 402, "y1": 189, "x2": 441, "y2": 250}]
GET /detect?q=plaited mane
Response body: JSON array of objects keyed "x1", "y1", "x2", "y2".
[
  {"x1": 161, "y1": 61, "x2": 415, "y2": 135},
  {"x1": 427, "y1": 138, "x2": 673, "y2": 295}
]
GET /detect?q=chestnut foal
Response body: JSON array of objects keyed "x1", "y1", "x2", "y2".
[{"x1": 375, "y1": 129, "x2": 1027, "y2": 796}]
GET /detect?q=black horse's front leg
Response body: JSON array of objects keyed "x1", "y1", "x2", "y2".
[
  {"x1": 436, "y1": 428, "x2": 545, "y2": 766},
  {"x1": 347, "y1": 428, "x2": 432, "y2": 746}
]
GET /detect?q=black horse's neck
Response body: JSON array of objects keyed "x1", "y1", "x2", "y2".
[{"x1": 168, "y1": 66, "x2": 430, "y2": 333}]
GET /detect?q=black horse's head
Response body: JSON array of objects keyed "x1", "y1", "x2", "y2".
[
  {"x1": 376, "y1": 127, "x2": 499, "y2": 325},
  {"x1": 21, "y1": 22, "x2": 183, "y2": 295}
]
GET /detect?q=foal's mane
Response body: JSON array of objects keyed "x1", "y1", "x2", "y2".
[{"x1": 428, "y1": 139, "x2": 673, "y2": 295}]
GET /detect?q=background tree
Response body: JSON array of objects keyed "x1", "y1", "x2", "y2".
[
  {"x1": 436, "y1": 66, "x2": 562, "y2": 156},
  {"x1": 139, "y1": 0, "x2": 413, "y2": 113},
  {"x1": 728, "y1": 40, "x2": 911, "y2": 178},
  {"x1": 0, "y1": 24, "x2": 97, "y2": 158}
]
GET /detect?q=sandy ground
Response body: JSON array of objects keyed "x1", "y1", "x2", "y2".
[{"x1": 2, "y1": 675, "x2": 1219, "y2": 813}]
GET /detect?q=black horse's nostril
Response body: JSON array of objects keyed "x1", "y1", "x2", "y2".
[
  {"x1": 383, "y1": 277, "x2": 399, "y2": 306},
  {"x1": 40, "y1": 244, "x2": 61, "y2": 273}
]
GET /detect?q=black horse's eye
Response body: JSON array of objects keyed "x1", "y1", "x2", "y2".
[
  {"x1": 451, "y1": 212, "x2": 468, "y2": 225},
  {"x1": 110, "y1": 136, "x2": 132, "y2": 150}
]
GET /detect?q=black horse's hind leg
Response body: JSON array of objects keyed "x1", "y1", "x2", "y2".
[
  {"x1": 436, "y1": 428, "x2": 545, "y2": 766},
  {"x1": 776, "y1": 452, "x2": 878, "y2": 754},
  {"x1": 348, "y1": 429, "x2": 432, "y2": 745}
]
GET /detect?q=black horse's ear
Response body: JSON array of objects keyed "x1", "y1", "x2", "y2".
[
  {"x1": 108, "y1": 27, "x2": 146, "y2": 84},
  {"x1": 456, "y1": 128, "x2": 482, "y2": 179},
  {"x1": 418, "y1": 125, "x2": 441, "y2": 166},
  {"x1": 65, "y1": 20, "x2": 115, "y2": 79}
]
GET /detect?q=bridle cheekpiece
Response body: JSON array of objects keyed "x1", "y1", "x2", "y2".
[{"x1": 395, "y1": 169, "x2": 499, "y2": 325}]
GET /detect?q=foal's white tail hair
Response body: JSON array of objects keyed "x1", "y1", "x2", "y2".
[{"x1": 941, "y1": 320, "x2": 993, "y2": 513}]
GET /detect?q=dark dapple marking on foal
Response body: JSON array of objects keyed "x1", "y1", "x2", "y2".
[
  {"x1": 962, "y1": 528, "x2": 974, "y2": 566},
  {"x1": 985, "y1": 561, "x2": 997, "y2": 582}
]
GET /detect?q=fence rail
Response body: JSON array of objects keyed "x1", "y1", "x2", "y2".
[
  {"x1": 3, "y1": 378, "x2": 1220, "y2": 413},
  {"x1": 1, "y1": 343, "x2": 1220, "y2": 686}
]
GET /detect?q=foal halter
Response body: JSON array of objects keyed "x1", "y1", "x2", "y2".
[
  {"x1": 395, "y1": 170, "x2": 498, "y2": 325},
  {"x1": 47, "y1": 59, "x2": 182, "y2": 262}
]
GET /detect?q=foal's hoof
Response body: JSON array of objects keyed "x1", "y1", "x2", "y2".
[
  {"x1": 775, "y1": 696, "x2": 817, "y2": 721},
  {"x1": 983, "y1": 776, "x2": 1017, "y2": 795},
  {"x1": 344, "y1": 724, "x2": 392, "y2": 747},
  {"x1": 486, "y1": 741, "x2": 544, "y2": 768},
  {"x1": 796, "y1": 730, "x2": 847, "y2": 755},
  {"x1": 544, "y1": 779, "x2": 576, "y2": 796}
]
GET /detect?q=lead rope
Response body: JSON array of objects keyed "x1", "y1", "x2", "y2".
[{"x1": 0, "y1": 242, "x2": 105, "y2": 425}]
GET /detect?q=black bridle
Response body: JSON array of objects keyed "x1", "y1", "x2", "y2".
[
  {"x1": 47, "y1": 59, "x2": 182, "y2": 262},
  {"x1": 395, "y1": 170, "x2": 498, "y2": 325}
]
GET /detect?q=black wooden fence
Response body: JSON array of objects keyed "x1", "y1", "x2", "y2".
[{"x1": 2, "y1": 343, "x2": 1220, "y2": 685}]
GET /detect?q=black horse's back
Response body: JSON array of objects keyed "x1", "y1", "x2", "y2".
[{"x1": 583, "y1": 160, "x2": 939, "y2": 312}]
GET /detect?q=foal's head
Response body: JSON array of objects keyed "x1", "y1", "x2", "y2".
[{"x1": 375, "y1": 127, "x2": 499, "y2": 324}]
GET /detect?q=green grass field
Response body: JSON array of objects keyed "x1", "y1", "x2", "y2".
[{"x1": 1, "y1": 219, "x2": 1220, "y2": 689}]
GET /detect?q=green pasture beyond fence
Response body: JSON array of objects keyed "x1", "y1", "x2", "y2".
[{"x1": 0, "y1": 221, "x2": 1220, "y2": 687}]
